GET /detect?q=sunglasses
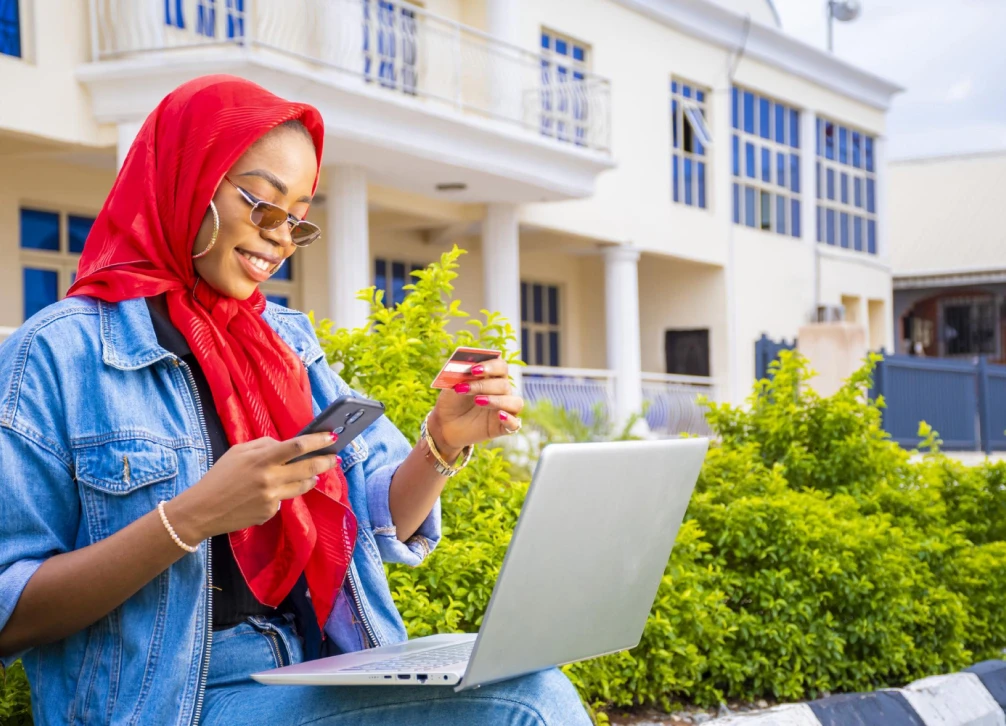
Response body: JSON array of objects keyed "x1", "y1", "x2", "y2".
[{"x1": 224, "y1": 176, "x2": 322, "y2": 247}]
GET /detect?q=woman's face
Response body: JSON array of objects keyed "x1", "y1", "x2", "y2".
[{"x1": 192, "y1": 128, "x2": 318, "y2": 300}]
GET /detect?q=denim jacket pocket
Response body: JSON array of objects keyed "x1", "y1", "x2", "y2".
[{"x1": 74, "y1": 437, "x2": 179, "y2": 542}]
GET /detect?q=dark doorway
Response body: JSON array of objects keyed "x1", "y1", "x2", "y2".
[{"x1": 665, "y1": 329, "x2": 710, "y2": 377}]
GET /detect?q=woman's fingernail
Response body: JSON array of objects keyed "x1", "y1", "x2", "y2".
[
  {"x1": 330, "y1": 432, "x2": 339, "y2": 442},
  {"x1": 471, "y1": 365, "x2": 485, "y2": 376},
  {"x1": 335, "y1": 456, "x2": 342, "y2": 466},
  {"x1": 475, "y1": 395, "x2": 490, "y2": 406},
  {"x1": 314, "y1": 475, "x2": 320, "y2": 484},
  {"x1": 454, "y1": 382, "x2": 471, "y2": 394},
  {"x1": 499, "y1": 411, "x2": 509, "y2": 422}
]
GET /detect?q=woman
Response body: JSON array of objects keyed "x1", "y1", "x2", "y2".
[{"x1": 0, "y1": 76, "x2": 591, "y2": 725}]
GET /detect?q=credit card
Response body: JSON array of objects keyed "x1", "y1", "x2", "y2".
[{"x1": 431, "y1": 347, "x2": 503, "y2": 389}]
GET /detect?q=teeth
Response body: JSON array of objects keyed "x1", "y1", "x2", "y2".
[{"x1": 239, "y1": 250, "x2": 273, "y2": 273}]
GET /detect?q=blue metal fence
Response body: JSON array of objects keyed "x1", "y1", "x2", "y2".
[{"x1": 755, "y1": 333, "x2": 797, "y2": 381}]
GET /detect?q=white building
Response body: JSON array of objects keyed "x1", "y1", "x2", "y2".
[{"x1": 0, "y1": 0, "x2": 899, "y2": 431}]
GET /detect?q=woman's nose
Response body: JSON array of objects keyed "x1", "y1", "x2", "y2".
[{"x1": 262, "y1": 221, "x2": 295, "y2": 249}]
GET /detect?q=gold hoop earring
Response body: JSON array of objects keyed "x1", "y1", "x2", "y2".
[{"x1": 191, "y1": 201, "x2": 220, "y2": 260}]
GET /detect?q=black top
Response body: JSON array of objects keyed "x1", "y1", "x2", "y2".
[{"x1": 145, "y1": 297, "x2": 278, "y2": 631}]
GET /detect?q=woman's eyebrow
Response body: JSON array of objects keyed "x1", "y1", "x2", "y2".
[{"x1": 236, "y1": 169, "x2": 314, "y2": 203}]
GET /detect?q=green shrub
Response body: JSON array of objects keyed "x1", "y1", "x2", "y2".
[{"x1": 0, "y1": 659, "x2": 32, "y2": 725}]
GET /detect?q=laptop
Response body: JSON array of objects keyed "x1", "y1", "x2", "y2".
[{"x1": 252, "y1": 437, "x2": 708, "y2": 691}]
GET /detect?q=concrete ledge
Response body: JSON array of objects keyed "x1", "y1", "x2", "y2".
[
  {"x1": 899, "y1": 673, "x2": 1006, "y2": 726},
  {"x1": 809, "y1": 691, "x2": 925, "y2": 726},
  {"x1": 712, "y1": 704, "x2": 820, "y2": 725},
  {"x1": 966, "y1": 661, "x2": 1006, "y2": 711}
]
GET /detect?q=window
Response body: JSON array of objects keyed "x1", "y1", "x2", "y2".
[
  {"x1": 540, "y1": 30, "x2": 589, "y2": 146},
  {"x1": 0, "y1": 0, "x2": 20, "y2": 58},
  {"x1": 165, "y1": 0, "x2": 184, "y2": 29},
  {"x1": 363, "y1": 1, "x2": 418, "y2": 94},
  {"x1": 520, "y1": 282, "x2": 561, "y2": 367},
  {"x1": 166, "y1": 0, "x2": 244, "y2": 39},
  {"x1": 941, "y1": 296, "x2": 997, "y2": 357},
  {"x1": 374, "y1": 257, "x2": 423, "y2": 307},
  {"x1": 671, "y1": 79, "x2": 712, "y2": 209},
  {"x1": 731, "y1": 86, "x2": 801, "y2": 238},
  {"x1": 196, "y1": 0, "x2": 215, "y2": 37},
  {"x1": 816, "y1": 118, "x2": 877, "y2": 254},
  {"x1": 19, "y1": 207, "x2": 96, "y2": 321},
  {"x1": 259, "y1": 254, "x2": 298, "y2": 309},
  {"x1": 665, "y1": 329, "x2": 710, "y2": 377}
]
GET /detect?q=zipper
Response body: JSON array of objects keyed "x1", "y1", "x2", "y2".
[
  {"x1": 346, "y1": 565, "x2": 379, "y2": 650},
  {"x1": 264, "y1": 629, "x2": 286, "y2": 667},
  {"x1": 174, "y1": 358, "x2": 215, "y2": 726}
]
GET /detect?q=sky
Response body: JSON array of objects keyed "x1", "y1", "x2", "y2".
[{"x1": 770, "y1": 0, "x2": 1006, "y2": 160}]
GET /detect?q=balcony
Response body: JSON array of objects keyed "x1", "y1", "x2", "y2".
[
  {"x1": 523, "y1": 367, "x2": 715, "y2": 436},
  {"x1": 82, "y1": 0, "x2": 614, "y2": 201}
]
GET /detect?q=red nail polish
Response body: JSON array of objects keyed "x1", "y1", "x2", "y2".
[
  {"x1": 454, "y1": 382, "x2": 471, "y2": 394},
  {"x1": 499, "y1": 411, "x2": 508, "y2": 421},
  {"x1": 471, "y1": 365, "x2": 485, "y2": 376},
  {"x1": 475, "y1": 395, "x2": 490, "y2": 406},
  {"x1": 335, "y1": 456, "x2": 342, "y2": 466},
  {"x1": 330, "y1": 432, "x2": 339, "y2": 442}
]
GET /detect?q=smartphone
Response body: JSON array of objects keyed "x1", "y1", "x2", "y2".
[{"x1": 287, "y1": 395, "x2": 385, "y2": 464}]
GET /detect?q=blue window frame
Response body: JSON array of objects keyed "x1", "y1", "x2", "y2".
[
  {"x1": 671, "y1": 79, "x2": 711, "y2": 209},
  {"x1": 165, "y1": 0, "x2": 184, "y2": 29},
  {"x1": 540, "y1": 30, "x2": 589, "y2": 146},
  {"x1": 19, "y1": 207, "x2": 97, "y2": 321},
  {"x1": 375, "y1": 257, "x2": 423, "y2": 307},
  {"x1": 0, "y1": 0, "x2": 21, "y2": 58},
  {"x1": 363, "y1": 1, "x2": 417, "y2": 94},
  {"x1": 816, "y1": 117, "x2": 878, "y2": 254},
  {"x1": 23, "y1": 268, "x2": 58, "y2": 321},
  {"x1": 731, "y1": 86, "x2": 801, "y2": 237},
  {"x1": 226, "y1": 0, "x2": 245, "y2": 40},
  {"x1": 520, "y1": 281, "x2": 561, "y2": 366},
  {"x1": 196, "y1": 0, "x2": 215, "y2": 37}
]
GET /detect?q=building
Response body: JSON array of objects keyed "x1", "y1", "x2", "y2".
[
  {"x1": 891, "y1": 150, "x2": 1006, "y2": 361},
  {"x1": 0, "y1": 0, "x2": 899, "y2": 432}
]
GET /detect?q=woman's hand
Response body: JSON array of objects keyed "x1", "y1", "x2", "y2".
[
  {"x1": 165, "y1": 432, "x2": 341, "y2": 543},
  {"x1": 429, "y1": 358, "x2": 523, "y2": 455}
]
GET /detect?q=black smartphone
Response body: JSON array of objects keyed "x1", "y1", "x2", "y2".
[{"x1": 287, "y1": 395, "x2": 385, "y2": 464}]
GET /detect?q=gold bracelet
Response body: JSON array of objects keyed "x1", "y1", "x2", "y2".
[
  {"x1": 157, "y1": 501, "x2": 199, "y2": 554},
  {"x1": 421, "y1": 414, "x2": 473, "y2": 478}
]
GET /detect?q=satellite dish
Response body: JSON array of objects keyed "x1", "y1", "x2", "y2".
[{"x1": 830, "y1": 0, "x2": 862, "y2": 22}]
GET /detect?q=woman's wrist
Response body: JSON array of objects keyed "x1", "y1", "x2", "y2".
[
  {"x1": 425, "y1": 409, "x2": 463, "y2": 464},
  {"x1": 162, "y1": 493, "x2": 214, "y2": 546}
]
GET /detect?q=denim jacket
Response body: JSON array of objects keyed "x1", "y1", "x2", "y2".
[{"x1": 0, "y1": 297, "x2": 441, "y2": 726}]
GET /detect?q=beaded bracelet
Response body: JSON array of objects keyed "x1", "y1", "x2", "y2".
[{"x1": 157, "y1": 501, "x2": 199, "y2": 554}]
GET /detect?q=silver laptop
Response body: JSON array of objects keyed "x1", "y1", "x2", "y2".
[{"x1": 252, "y1": 437, "x2": 708, "y2": 691}]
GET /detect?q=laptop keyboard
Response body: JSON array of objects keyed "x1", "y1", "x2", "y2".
[{"x1": 342, "y1": 641, "x2": 475, "y2": 672}]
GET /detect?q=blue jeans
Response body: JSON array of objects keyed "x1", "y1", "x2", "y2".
[{"x1": 201, "y1": 616, "x2": 593, "y2": 725}]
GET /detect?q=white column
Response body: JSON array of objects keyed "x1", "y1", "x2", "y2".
[
  {"x1": 800, "y1": 109, "x2": 819, "y2": 319},
  {"x1": 711, "y1": 86, "x2": 740, "y2": 404},
  {"x1": 116, "y1": 121, "x2": 142, "y2": 170},
  {"x1": 486, "y1": 0, "x2": 521, "y2": 122},
  {"x1": 482, "y1": 203, "x2": 522, "y2": 389},
  {"x1": 327, "y1": 166, "x2": 371, "y2": 331},
  {"x1": 875, "y1": 135, "x2": 895, "y2": 350},
  {"x1": 604, "y1": 247, "x2": 644, "y2": 427}
]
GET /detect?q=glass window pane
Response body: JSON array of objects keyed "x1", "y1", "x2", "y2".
[
  {"x1": 825, "y1": 122, "x2": 835, "y2": 160},
  {"x1": 23, "y1": 268, "x2": 59, "y2": 321},
  {"x1": 733, "y1": 183, "x2": 741, "y2": 224},
  {"x1": 265, "y1": 294, "x2": 289, "y2": 307},
  {"x1": 789, "y1": 108, "x2": 799, "y2": 148},
  {"x1": 759, "y1": 97, "x2": 770, "y2": 139},
  {"x1": 1, "y1": 0, "x2": 22, "y2": 57},
  {"x1": 541, "y1": 33, "x2": 550, "y2": 50},
  {"x1": 731, "y1": 87, "x2": 739, "y2": 129},
  {"x1": 865, "y1": 137, "x2": 875, "y2": 172},
  {"x1": 839, "y1": 127, "x2": 848, "y2": 164},
  {"x1": 68, "y1": 215, "x2": 94, "y2": 254},
  {"x1": 777, "y1": 152, "x2": 786, "y2": 187},
  {"x1": 841, "y1": 172, "x2": 849, "y2": 204},
  {"x1": 547, "y1": 285, "x2": 559, "y2": 325},
  {"x1": 521, "y1": 281, "x2": 528, "y2": 322},
  {"x1": 817, "y1": 205, "x2": 823, "y2": 243},
  {"x1": 777, "y1": 195, "x2": 786, "y2": 235},
  {"x1": 852, "y1": 131, "x2": 862, "y2": 168},
  {"x1": 521, "y1": 327, "x2": 530, "y2": 364},
  {"x1": 745, "y1": 142, "x2": 756, "y2": 179},
  {"x1": 671, "y1": 100, "x2": 679, "y2": 149},
  {"x1": 697, "y1": 161, "x2": 706, "y2": 209},
  {"x1": 743, "y1": 91, "x2": 754, "y2": 134},
  {"x1": 868, "y1": 220, "x2": 877, "y2": 254},
  {"x1": 775, "y1": 103, "x2": 786, "y2": 143},
  {"x1": 684, "y1": 157, "x2": 693, "y2": 205},
  {"x1": 854, "y1": 177, "x2": 863, "y2": 208},
  {"x1": 732, "y1": 135, "x2": 740, "y2": 176},
  {"x1": 20, "y1": 208, "x2": 60, "y2": 251},
  {"x1": 548, "y1": 331, "x2": 560, "y2": 367},
  {"x1": 826, "y1": 168, "x2": 835, "y2": 200},
  {"x1": 816, "y1": 161, "x2": 821, "y2": 199},
  {"x1": 816, "y1": 117, "x2": 822, "y2": 156},
  {"x1": 744, "y1": 186, "x2": 756, "y2": 228},
  {"x1": 682, "y1": 84, "x2": 692, "y2": 98},
  {"x1": 840, "y1": 212, "x2": 850, "y2": 248},
  {"x1": 791, "y1": 199, "x2": 801, "y2": 238},
  {"x1": 826, "y1": 209, "x2": 836, "y2": 245},
  {"x1": 761, "y1": 147, "x2": 771, "y2": 183},
  {"x1": 696, "y1": 89, "x2": 705, "y2": 103},
  {"x1": 375, "y1": 259, "x2": 387, "y2": 302},
  {"x1": 866, "y1": 178, "x2": 876, "y2": 213},
  {"x1": 854, "y1": 216, "x2": 864, "y2": 251},
  {"x1": 760, "y1": 191, "x2": 771, "y2": 231},
  {"x1": 790, "y1": 154, "x2": 800, "y2": 193},
  {"x1": 555, "y1": 38, "x2": 567, "y2": 55},
  {"x1": 534, "y1": 331, "x2": 545, "y2": 365},
  {"x1": 532, "y1": 284, "x2": 543, "y2": 324},
  {"x1": 573, "y1": 46, "x2": 585, "y2": 62},
  {"x1": 391, "y1": 261, "x2": 407, "y2": 306},
  {"x1": 672, "y1": 155, "x2": 679, "y2": 202}
]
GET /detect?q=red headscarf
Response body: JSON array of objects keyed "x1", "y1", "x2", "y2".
[{"x1": 68, "y1": 75, "x2": 357, "y2": 633}]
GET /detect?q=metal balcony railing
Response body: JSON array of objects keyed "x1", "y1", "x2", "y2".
[
  {"x1": 641, "y1": 372, "x2": 715, "y2": 436},
  {"x1": 90, "y1": 0, "x2": 612, "y2": 152}
]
